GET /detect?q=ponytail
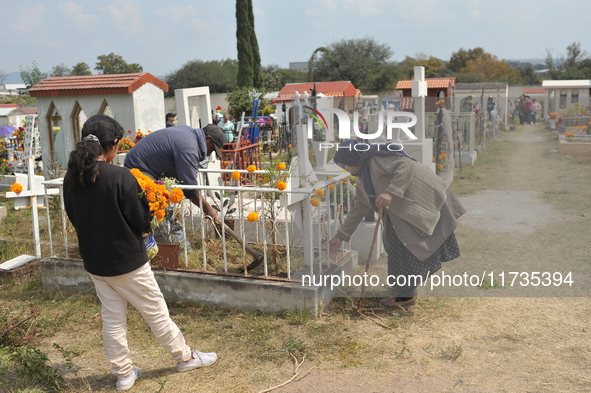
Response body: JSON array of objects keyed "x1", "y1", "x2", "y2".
[{"x1": 66, "y1": 115, "x2": 124, "y2": 186}]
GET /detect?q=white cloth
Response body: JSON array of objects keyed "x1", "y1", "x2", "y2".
[{"x1": 90, "y1": 262, "x2": 192, "y2": 378}]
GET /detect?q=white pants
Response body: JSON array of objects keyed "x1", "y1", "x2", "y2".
[{"x1": 90, "y1": 262, "x2": 192, "y2": 378}]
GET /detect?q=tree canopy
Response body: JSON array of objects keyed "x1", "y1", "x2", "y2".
[
  {"x1": 71, "y1": 62, "x2": 92, "y2": 76},
  {"x1": 19, "y1": 61, "x2": 46, "y2": 87},
  {"x1": 313, "y1": 37, "x2": 397, "y2": 90},
  {"x1": 400, "y1": 54, "x2": 446, "y2": 78},
  {"x1": 165, "y1": 59, "x2": 239, "y2": 96},
  {"x1": 50, "y1": 63, "x2": 71, "y2": 77},
  {"x1": 95, "y1": 53, "x2": 143, "y2": 75}
]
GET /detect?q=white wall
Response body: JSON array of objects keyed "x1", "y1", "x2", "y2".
[{"x1": 133, "y1": 83, "x2": 166, "y2": 132}]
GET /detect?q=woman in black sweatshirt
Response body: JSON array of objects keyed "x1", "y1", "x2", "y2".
[{"x1": 64, "y1": 115, "x2": 216, "y2": 391}]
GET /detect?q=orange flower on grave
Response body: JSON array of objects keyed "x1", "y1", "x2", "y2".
[
  {"x1": 315, "y1": 189, "x2": 325, "y2": 198},
  {"x1": 437, "y1": 164, "x2": 444, "y2": 170},
  {"x1": 247, "y1": 212, "x2": 259, "y2": 222},
  {"x1": 231, "y1": 171, "x2": 241, "y2": 180},
  {"x1": 247, "y1": 165, "x2": 257, "y2": 173},
  {"x1": 169, "y1": 188, "x2": 184, "y2": 204},
  {"x1": 149, "y1": 202, "x2": 160, "y2": 212},
  {"x1": 145, "y1": 191, "x2": 156, "y2": 203},
  {"x1": 329, "y1": 184, "x2": 335, "y2": 192},
  {"x1": 276, "y1": 181, "x2": 287, "y2": 191},
  {"x1": 276, "y1": 162, "x2": 286, "y2": 170},
  {"x1": 9, "y1": 183, "x2": 23, "y2": 193},
  {"x1": 310, "y1": 198, "x2": 321, "y2": 207}
]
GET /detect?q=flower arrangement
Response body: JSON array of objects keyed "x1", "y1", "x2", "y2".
[
  {"x1": 129, "y1": 168, "x2": 184, "y2": 230},
  {"x1": 549, "y1": 112, "x2": 559, "y2": 120},
  {"x1": 119, "y1": 129, "x2": 150, "y2": 152}
]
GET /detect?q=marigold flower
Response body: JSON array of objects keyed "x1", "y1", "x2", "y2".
[
  {"x1": 170, "y1": 188, "x2": 184, "y2": 204},
  {"x1": 315, "y1": 189, "x2": 325, "y2": 198},
  {"x1": 247, "y1": 165, "x2": 257, "y2": 173},
  {"x1": 310, "y1": 198, "x2": 321, "y2": 207},
  {"x1": 442, "y1": 154, "x2": 447, "y2": 159},
  {"x1": 146, "y1": 191, "x2": 156, "y2": 203},
  {"x1": 130, "y1": 168, "x2": 142, "y2": 177},
  {"x1": 247, "y1": 212, "x2": 259, "y2": 222},
  {"x1": 341, "y1": 177, "x2": 349, "y2": 184},
  {"x1": 276, "y1": 181, "x2": 287, "y2": 191},
  {"x1": 155, "y1": 209, "x2": 166, "y2": 222},
  {"x1": 437, "y1": 164, "x2": 444, "y2": 170},
  {"x1": 9, "y1": 183, "x2": 23, "y2": 193},
  {"x1": 329, "y1": 184, "x2": 335, "y2": 192},
  {"x1": 231, "y1": 171, "x2": 241, "y2": 180},
  {"x1": 149, "y1": 202, "x2": 159, "y2": 211},
  {"x1": 276, "y1": 162, "x2": 286, "y2": 170}
]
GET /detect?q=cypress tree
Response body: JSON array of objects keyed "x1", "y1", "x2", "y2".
[
  {"x1": 236, "y1": 0, "x2": 262, "y2": 88},
  {"x1": 247, "y1": 0, "x2": 263, "y2": 88}
]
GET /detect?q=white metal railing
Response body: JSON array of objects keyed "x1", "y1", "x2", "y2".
[{"x1": 40, "y1": 170, "x2": 354, "y2": 280}]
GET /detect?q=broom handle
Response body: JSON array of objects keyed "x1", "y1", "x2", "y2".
[{"x1": 357, "y1": 206, "x2": 383, "y2": 311}]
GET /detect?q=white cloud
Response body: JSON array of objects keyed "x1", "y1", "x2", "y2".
[
  {"x1": 58, "y1": 2, "x2": 99, "y2": 30},
  {"x1": 153, "y1": 5, "x2": 198, "y2": 22},
  {"x1": 107, "y1": 0, "x2": 142, "y2": 33},
  {"x1": 13, "y1": 4, "x2": 47, "y2": 33}
]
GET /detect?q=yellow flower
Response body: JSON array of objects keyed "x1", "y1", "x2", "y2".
[
  {"x1": 315, "y1": 189, "x2": 325, "y2": 198},
  {"x1": 329, "y1": 184, "x2": 335, "y2": 192},
  {"x1": 9, "y1": 183, "x2": 23, "y2": 193},
  {"x1": 310, "y1": 198, "x2": 321, "y2": 207},
  {"x1": 276, "y1": 162, "x2": 286, "y2": 170},
  {"x1": 247, "y1": 165, "x2": 257, "y2": 173},
  {"x1": 231, "y1": 171, "x2": 241, "y2": 180},
  {"x1": 276, "y1": 181, "x2": 287, "y2": 191},
  {"x1": 247, "y1": 212, "x2": 259, "y2": 222}
]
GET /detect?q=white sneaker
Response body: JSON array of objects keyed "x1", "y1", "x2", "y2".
[
  {"x1": 116, "y1": 367, "x2": 141, "y2": 390},
  {"x1": 176, "y1": 350, "x2": 217, "y2": 372}
]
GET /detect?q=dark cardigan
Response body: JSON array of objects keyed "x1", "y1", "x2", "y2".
[{"x1": 64, "y1": 162, "x2": 151, "y2": 277}]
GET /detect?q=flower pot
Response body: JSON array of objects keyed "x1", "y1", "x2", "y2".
[{"x1": 154, "y1": 243, "x2": 180, "y2": 270}]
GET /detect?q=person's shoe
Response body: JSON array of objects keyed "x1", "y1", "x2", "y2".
[
  {"x1": 176, "y1": 350, "x2": 217, "y2": 372},
  {"x1": 116, "y1": 367, "x2": 141, "y2": 390},
  {"x1": 379, "y1": 296, "x2": 417, "y2": 309}
]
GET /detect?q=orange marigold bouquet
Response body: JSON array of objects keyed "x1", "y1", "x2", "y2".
[{"x1": 130, "y1": 169, "x2": 185, "y2": 255}]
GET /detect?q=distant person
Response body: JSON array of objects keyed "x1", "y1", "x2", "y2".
[
  {"x1": 64, "y1": 115, "x2": 217, "y2": 391},
  {"x1": 165, "y1": 113, "x2": 176, "y2": 128},
  {"x1": 532, "y1": 99, "x2": 542, "y2": 124},
  {"x1": 218, "y1": 114, "x2": 235, "y2": 143},
  {"x1": 486, "y1": 96, "x2": 496, "y2": 122},
  {"x1": 522, "y1": 96, "x2": 533, "y2": 126}
]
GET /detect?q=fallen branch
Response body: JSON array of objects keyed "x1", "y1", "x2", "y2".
[
  {"x1": 258, "y1": 354, "x2": 312, "y2": 393},
  {"x1": 359, "y1": 313, "x2": 391, "y2": 330},
  {"x1": 0, "y1": 306, "x2": 41, "y2": 341}
]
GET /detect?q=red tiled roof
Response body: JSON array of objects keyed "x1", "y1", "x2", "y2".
[
  {"x1": 29, "y1": 73, "x2": 168, "y2": 97},
  {"x1": 21, "y1": 108, "x2": 38, "y2": 114},
  {"x1": 0, "y1": 104, "x2": 19, "y2": 108},
  {"x1": 396, "y1": 78, "x2": 456, "y2": 90},
  {"x1": 523, "y1": 88, "x2": 545, "y2": 94},
  {"x1": 275, "y1": 81, "x2": 358, "y2": 101}
]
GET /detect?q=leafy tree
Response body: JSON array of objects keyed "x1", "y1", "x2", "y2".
[
  {"x1": 70, "y1": 62, "x2": 92, "y2": 76},
  {"x1": 400, "y1": 54, "x2": 446, "y2": 78},
  {"x1": 449, "y1": 72, "x2": 487, "y2": 83},
  {"x1": 461, "y1": 54, "x2": 522, "y2": 84},
  {"x1": 308, "y1": 47, "x2": 330, "y2": 82},
  {"x1": 261, "y1": 65, "x2": 307, "y2": 91},
  {"x1": 518, "y1": 64, "x2": 541, "y2": 85},
  {"x1": 313, "y1": 37, "x2": 396, "y2": 91},
  {"x1": 165, "y1": 59, "x2": 238, "y2": 96},
  {"x1": 236, "y1": 0, "x2": 262, "y2": 88},
  {"x1": 95, "y1": 53, "x2": 143, "y2": 74},
  {"x1": 448, "y1": 47, "x2": 485, "y2": 73},
  {"x1": 50, "y1": 63, "x2": 71, "y2": 77},
  {"x1": 226, "y1": 86, "x2": 270, "y2": 120},
  {"x1": 565, "y1": 41, "x2": 587, "y2": 69},
  {"x1": 19, "y1": 61, "x2": 47, "y2": 87}
]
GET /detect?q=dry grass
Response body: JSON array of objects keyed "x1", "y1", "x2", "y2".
[{"x1": 1, "y1": 123, "x2": 591, "y2": 392}]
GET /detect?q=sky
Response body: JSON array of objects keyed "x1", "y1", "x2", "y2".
[{"x1": 1, "y1": 0, "x2": 589, "y2": 81}]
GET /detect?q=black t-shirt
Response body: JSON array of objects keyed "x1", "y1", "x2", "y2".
[{"x1": 64, "y1": 162, "x2": 151, "y2": 277}]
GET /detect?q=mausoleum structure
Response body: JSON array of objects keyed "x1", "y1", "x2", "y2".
[
  {"x1": 542, "y1": 79, "x2": 591, "y2": 115},
  {"x1": 29, "y1": 73, "x2": 168, "y2": 172}
]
